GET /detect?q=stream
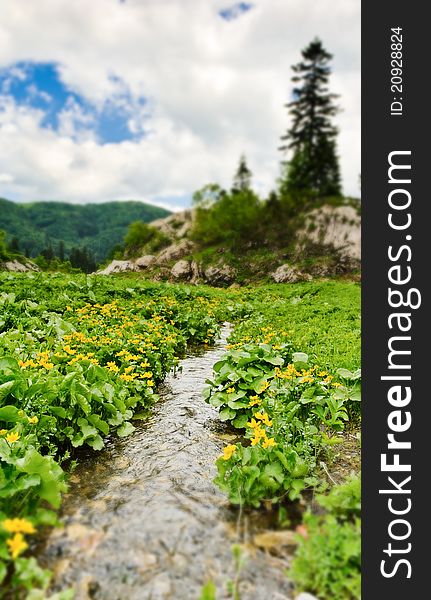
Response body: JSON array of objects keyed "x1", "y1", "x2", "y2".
[{"x1": 40, "y1": 324, "x2": 294, "y2": 600}]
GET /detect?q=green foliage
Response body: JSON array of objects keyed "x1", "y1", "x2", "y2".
[
  {"x1": 192, "y1": 187, "x2": 263, "y2": 249},
  {"x1": 209, "y1": 345, "x2": 360, "y2": 506},
  {"x1": 0, "y1": 198, "x2": 170, "y2": 263},
  {"x1": 0, "y1": 273, "x2": 222, "y2": 597},
  {"x1": 124, "y1": 220, "x2": 169, "y2": 257},
  {"x1": 0, "y1": 231, "x2": 8, "y2": 261},
  {"x1": 289, "y1": 476, "x2": 361, "y2": 599},
  {"x1": 280, "y1": 38, "x2": 342, "y2": 198}
]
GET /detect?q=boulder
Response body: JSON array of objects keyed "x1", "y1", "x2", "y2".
[
  {"x1": 156, "y1": 239, "x2": 195, "y2": 265},
  {"x1": 190, "y1": 260, "x2": 203, "y2": 284},
  {"x1": 3, "y1": 260, "x2": 39, "y2": 272},
  {"x1": 204, "y1": 264, "x2": 237, "y2": 286},
  {"x1": 151, "y1": 209, "x2": 194, "y2": 241},
  {"x1": 299, "y1": 204, "x2": 361, "y2": 261},
  {"x1": 98, "y1": 260, "x2": 138, "y2": 275},
  {"x1": 171, "y1": 260, "x2": 191, "y2": 280},
  {"x1": 296, "y1": 594, "x2": 320, "y2": 600},
  {"x1": 271, "y1": 264, "x2": 312, "y2": 284},
  {"x1": 135, "y1": 255, "x2": 157, "y2": 269}
]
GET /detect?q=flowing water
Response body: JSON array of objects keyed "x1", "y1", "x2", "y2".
[{"x1": 40, "y1": 324, "x2": 294, "y2": 600}]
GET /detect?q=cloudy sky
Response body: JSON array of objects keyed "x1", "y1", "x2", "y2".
[{"x1": 0, "y1": 0, "x2": 360, "y2": 210}]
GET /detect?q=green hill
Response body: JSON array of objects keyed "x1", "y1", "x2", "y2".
[{"x1": 0, "y1": 198, "x2": 170, "y2": 263}]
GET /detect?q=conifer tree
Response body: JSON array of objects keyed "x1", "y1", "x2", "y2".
[
  {"x1": 280, "y1": 38, "x2": 342, "y2": 197},
  {"x1": 232, "y1": 154, "x2": 252, "y2": 193}
]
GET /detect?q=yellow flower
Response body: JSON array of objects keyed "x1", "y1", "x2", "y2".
[
  {"x1": 226, "y1": 387, "x2": 235, "y2": 394},
  {"x1": 6, "y1": 432, "x2": 20, "y2": 444},
  {"x1": 222, "y1": 444, "x2": 237, "y2": 460},
  {"x1": 106, "y1": 361, "x2": 119, "y2": 373},
  {"x1": 0, "y1": 429, "x2": 7, "y2": 436},
  {"x1": 2, "y1": 518, "x2": 36, "y2": 535},
  {"x1": 248, "y1": 395, "x2": 261, "y2": 407},
  {"x1": 147, "y1": 380, "x2": 154, "y2": 387},
  {"x1": 6, "y1": 533, "x2": 28, "y2": 559},
  {"x1": 255, "y1": 412, "x2": 273, "y2": 427},
  {"x1": 247, "y1": 418, "x2": 259, "y2": 429},
  {"x1": 251, "y1": 436, "x2": 261, "y2": 446},
  {"x1": 262, "y1": 437, "x2": 277, "y2": 449},
  {"x1": 27, "y1": 416, "x2": 38, "y2": 424},
  {"x1": 63, "y1": 345, "x2": 76, "y2": 355}
]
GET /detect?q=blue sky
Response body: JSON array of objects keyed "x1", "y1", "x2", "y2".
[
  {"x1": 0, "y1": 0, "x2": 360, "y2": 208},
  {"x1": 0, "y1": 3, "x2": 254, "y2": 147},
  {"x1": 0, "y1": 62, "x2": 145, "y2": 144}
]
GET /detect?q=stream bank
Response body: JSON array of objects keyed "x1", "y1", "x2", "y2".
[{"x1": 39, "y1": 325, "x2": 294, "y2": 600}]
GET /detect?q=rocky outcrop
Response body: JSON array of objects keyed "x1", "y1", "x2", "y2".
[
  {"x1": 2, "y1": 259, "x2": 39, "y2": 272},
  {"x1": 135, "y1": 255, "x2": 157, "y2": 269},
  {"x1": 98, "y1": 260, "x2": 139, "y2": 275},
  {"x1": 156, "y1": 240, "x2": 195, "y2": 265},
  {"x1": 171, "y1": 260, "x2": 192, "y2": 280},
  {"x1": 271, "y1": 264, "x2": 312, "y2": 284},
  {"x1": 204, "y1": 264, "x2": 237, "y2": 286},
  {"x1": 299, "y1": 204, "x2": 361, "y2": 260},
  {"x1": 151, "y1": 210, "x2": 194, "y2": 241}
]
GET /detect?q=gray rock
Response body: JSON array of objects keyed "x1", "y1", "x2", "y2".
[
  {"x1": 135, "y1": 254, "x2": 157, "y2": 269},
  {"x1": 171, "y1": 260, "x2": 191, "y2": 279},
  {"x1": 299, "y1": 204, "x2": 361, "y2": 261},
  {"x1": 3, "y1": 260, "x2": 39, "y2": 272},
  {"x1": 296, "y1": 593, "x2": 320, "y2": 600},
  {"x1": 98, "y1": 260, "x2": 138, "y2": 275},
  {"x1": 156, "y1": 239, "x2": 195, "y2": 264},
  {"x1": 190, "y1": 260, "x2": 203, "y2": 284},
  {"x1": 271, "y1": 264, "x2": 311, "y2": 284},
  {"x1": 151, "y1": 209, "x2": 194, "y2": 241},
  {"x1": 204, "y1": 264, "x2": 237, "y2": 286}
]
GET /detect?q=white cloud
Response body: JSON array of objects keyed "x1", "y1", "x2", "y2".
[{"x1": 0, "y1": 0, "x2": 360, "y2": 207}]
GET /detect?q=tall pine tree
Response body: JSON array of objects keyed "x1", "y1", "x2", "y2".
[
  {"x1": 280, "y1": 38, "x2": 341, "y2": 198},
  {"x1": 232, "y1": 154, "x2": 252, "y2": 193}
]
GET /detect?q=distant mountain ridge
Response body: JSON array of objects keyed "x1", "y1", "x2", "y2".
[{"x1": 0, "y1": 198, "x2": 171, "y2": 263}]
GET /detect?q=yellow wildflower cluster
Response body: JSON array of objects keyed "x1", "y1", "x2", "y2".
[
  {"x1": 222, "y1": 444, "x2": 237, "y2": 460},
  {"x1": 247, "y1": 413, "x2": 276, "y2": 449},
  {"x1": 2, "y1": 518, "x2": 36, "y2": 560},
  {"x1": 248, "y1": 395, "x2": 261, "y2": 407},
  {"x1": 19, "y1": 350, "x2": 54, "y2": 370},
  {"x1": 51, "y1": 301, "x2": 183, "y2": 385}
]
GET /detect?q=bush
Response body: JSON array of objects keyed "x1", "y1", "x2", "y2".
[
  {"x1": 124, "y1": 221, "x2": 169, "y2": 257},
  {"x1": 289, "y1": 476, "x2": 361, "y2": 600}
]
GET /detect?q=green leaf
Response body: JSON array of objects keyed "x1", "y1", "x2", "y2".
[
  {"x1": 0, "y1": 405, "x2": 20, "y2": 422},
  {"x1": 87, "y1": 414, "x2": 110, "y2": 435},
  {"x1": 199, "y1": 580, "x2": 217, "y2": 600},
  {"x1": 117, "y1": 421, "x2": 135, "y2": 437},
  {"x1": 219, "y1": 407, "x2": 236, "y2": 421},
  {"x1": 0, "y1": 357, "x2": 19, "y2": 374},
  {"x1": 0, "y1": 381, "x2": 14, "y2": 401},
  {"x1": 15, "y1": 448, "x2": 67, "y2": 508},
  {"x1": 264, "y1": 462, "x2": 284, "y2": 484},
  {"x1": 232, "y1": 413, "x2": 249, "y2": 429}
]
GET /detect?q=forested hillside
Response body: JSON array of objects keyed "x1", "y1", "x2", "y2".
[{"x1": 0, "y1": 198, "x2": 170, "y2": 262}]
